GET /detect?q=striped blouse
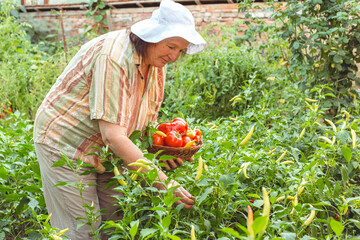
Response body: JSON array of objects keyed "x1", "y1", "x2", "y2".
[{"x1": 33, "y1": 30, "x2": 165, "y2": 168}]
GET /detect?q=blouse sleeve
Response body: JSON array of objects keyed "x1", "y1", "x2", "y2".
[{"x1": 89, "y1": 54, "x2": 131, "y2": 128}]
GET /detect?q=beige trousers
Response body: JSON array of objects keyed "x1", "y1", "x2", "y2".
[{"x1": 34, "y1": 143, "x2": 123, "y2": 240}]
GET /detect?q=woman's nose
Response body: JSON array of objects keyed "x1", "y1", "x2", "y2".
[{"x1": 168, "y1": 51, "x2": 181, "y2": 62}]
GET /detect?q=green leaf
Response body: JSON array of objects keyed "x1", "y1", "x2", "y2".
[
  {"x1": 163, "y1": 191, "x2": 180, "y2": 207},
  {"x1": 23, "y1": 185, "x2": 42, "y2": 193},
  {"x1": 253, "y1": 200, "x2": 263, "y2": 208},
  {"x1": 162, "y1": 215, "x2": 172, "y2": 230},
  {"x1": 330, "y1": 218, "x2": 344, "y2": 236},
  {"x1": 4, "y1": 193, "x2": 25, "y2": 201},
  {"x1": 280, "y1": 232, "x2": 297, "y2": 240},
  {"x1": 235, "y1": 223, "x2": 249, "y2": 236},
  {"x1": 31, "y1": 163, "x2": 41, "y2": 176},
  {"x1": 175, "y1": 203, "x2": 184, "y2": 212},
  {"x1": 293, "y1": 41, "x2": 300, "y2": 49},
  {"x1": 0, "y1": 166, "x2": 8, "y2": 180},
  {"x1": 203, "y1": 218, "x2": 212, "y2": 232},
  {"x1": 303, "y1": 159, "x2": 317, "y2": 172},
  {"x1": 129, "y1": 130, "x2": 142, "y2": 142},
  {"x1": 10, "y1": 9, "x2": 19, "y2": 18},
  {"x1": 51, "y1": 159, "x2": 66, "y2": 168},
  {"x1": 0, "y1": 185, "x2": 12, "y2": 192},
  {"x1": 15, "y1": 48, "x2": 24, "y2": 54},
  {"x1": 28, "y1": 198, "x2": 39, "y2": 211},
  {"x1": 130, "y1": 220, "x2": 139, "y2": 239},
  {"x1": 219, "y1": 174, "x2": 234, "y2": 188},
  {"x1": 140, "y1": 228, "x2": 158, "y2": 238},
  {"x1": 337, "y1": 130, "x2": 349, "y2": 143},
  {"x1": 19, "y1": 5, "x2": 27, "y2": 12},
  {"x1": 341, "y1": 146, "x2": 352, "y2": 163},
  {"x1": 334, "y1": 181, "x2": 342, "y2": 198},
  {"x1": 197, "y1": 187, "x2": 213, "y2": 205},
  {"x1": 98, "y1": 2, "x2": 106, "y2": 9},
  {"x1": 166, "y1": 234, "x2": 181, "y2": 240},
  {"x1": 219, "y1": 227, "x2": 241, "y2": 238},
  {"x1": 141, "y1": 140, "x2": 150, "y2": 150},
  {"x1": 150, "y1": 206, "x2": 166, "y2": 212},
  {"x1": 159, "y1": 155, "x2": 176, "y2": 161},
  {"x1": 253, "y1": 216, "x2": 268, "y2": 235},
  {"x1": 333, "y1": 55, "x2": 342, "y2": 63},
  {"x1": 53, "y1": 181, "x2": 68, "y2": 187},
  {"x1": 77, "y1": 222, "x2": 86, "y2": 229},
  {"x1": 341, "y1": 164, "x2": 349, "y2": 187},
  {"x1": 94, "y1": 15, "x2": 103, "y2": 22}
]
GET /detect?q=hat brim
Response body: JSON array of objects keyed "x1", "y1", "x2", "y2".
[{"x1": 131, "y1": 19, "x2": 206, "y2": 55}]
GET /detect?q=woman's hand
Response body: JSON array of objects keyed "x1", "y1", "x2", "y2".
[
  {"x1": 153, "y1": 177, "x2": 194, "y2": 209},
  {"x1": 99, "y1": 120, "x2": 194, "y2": 209},
  {"x1": 169, "y1": 180, "x2": 195, "y2": 209},
  {"x1": 160, "y1": 157, "x2": 194, "y2": 171}
]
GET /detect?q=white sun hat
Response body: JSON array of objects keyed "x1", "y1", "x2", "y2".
[{"x1": 130, "y1": 0, "x2": 206, "y2": 55}]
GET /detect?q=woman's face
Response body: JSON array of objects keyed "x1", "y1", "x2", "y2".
[{"x1": 144, "y1": 37, "x2": 189, "y2": 67}]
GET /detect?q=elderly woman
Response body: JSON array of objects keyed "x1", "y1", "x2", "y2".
[{"x1": 33, "y1": 0, "x2": 206, "y2": 239}]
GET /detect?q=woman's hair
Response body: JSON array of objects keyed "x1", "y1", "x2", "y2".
[{"x1": 129, "y1": 32, "x2": 149, "y2": 58}]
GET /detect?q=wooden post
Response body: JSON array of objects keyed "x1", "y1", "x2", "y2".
[
  {"x1": 106, "y1": 10, "x2": 112, "y2": 32},
  {"x1": 60, "y1": 10, "x2": 68, "y2": 63}
]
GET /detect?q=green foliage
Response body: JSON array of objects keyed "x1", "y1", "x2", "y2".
[
  {"x1": 274, "y1": 0, "x2": 360, "y2": 90},
  {"x1": 163, "y1": 25, "x2": 273, "y2": 121},
  {"x1": 51, "y1": 156, "x2": 104, "y2": 239},
  {"x1": 2, "y1": 82, "x2": 360, "y2": 238},
  {"x1": 85, "y1": 0, "x2": 109, "y2": 34},
  {"x1": 95, "y1": 86, "x2": 360, "y2": 239},
  {"x1": 0, "y1": 1, "x2": 82, "y2": 119},
  {"x1": 0, "y1": 111, "x2": 45, "y2": 239},
  {"x1": 145, "y1": 81, "x2": 360, "y2": 239},
  {"x1": 240, "y1": 0, "x2": 360, "y2": 113},
  {"x1": 0, "y1": 1, "x2": 360, "y2": 238}
]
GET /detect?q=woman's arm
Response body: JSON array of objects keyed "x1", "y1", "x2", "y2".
[{"x1": 98, "y1": 119, "x2": 194, "y2": 209}]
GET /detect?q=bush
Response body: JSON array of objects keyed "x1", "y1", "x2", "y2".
[
  {"x1": 163, "y1": 25, "x2": 273, "y2": 121},
  {"x1": 0, "y1": 111, "x2": 45, "y2": 239},
  {"x1": 0, "y1": 1, "x2": 81, "y2": 119},
  {"x1": 239, "y1": 0, "x2": 360, "y2": 114}
]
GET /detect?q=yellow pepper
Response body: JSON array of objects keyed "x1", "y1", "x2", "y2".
[
  {"x1": 240, "y1": 162, "x2": 252, "y2": 179},
  {"x1": 296, "y1": 128, "x2": 306, "y2": 141},
  {"x1": 155, "y1": 130, "x2": 167, "y2": 137},
  {"x1": 281, "y1": 161, "x2": 294, "y2": 165},
  {"x1": 267, "y1": 147, "x2": 277, "y2": 155},
  {"x1": 195, "y1": 156, "x2": 203, "y2": 181},
  {"x1": 305, "y1": 98, "x2": 318, "y2": 102},
  {"x1": 319, "y1": 136, "x2": 334, "y2": 145},
  {"x1": 325, "y1": 119, "x2": 337, "y2": 133},
  {"x1": 351, "y1": 129, "x2": 357, "y2": 149},
  {"x1": 191, "y1": 225, "x2": 196, "y2": 240},
  {"x1": 261, "y1": 187, "x2": 271, "y2": 233},
  {"x1": 276, "y1": 150, "x2": 288, "y2": 163},
  {"x1": 240, "y1": 125, "x2": 255, "y2": 146},
  {"x1": 303, "y1": 205, "x2": 316, "y2": 226},
  {"x1": 113, "y1": 165, "x2": 127, "y2": 186}
]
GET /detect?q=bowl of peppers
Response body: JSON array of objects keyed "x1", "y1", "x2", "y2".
[{"x1": 147, "y1": 117, "x2": 203, "y2": 161}]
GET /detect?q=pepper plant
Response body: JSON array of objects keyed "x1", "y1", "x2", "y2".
[{"x1": 238, "y1": 0, "x2": 360, "y2": 114}]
